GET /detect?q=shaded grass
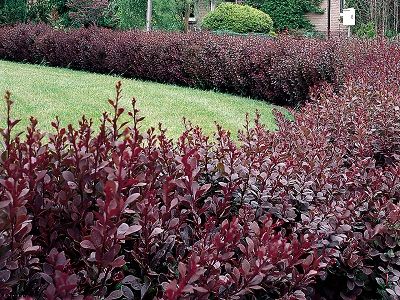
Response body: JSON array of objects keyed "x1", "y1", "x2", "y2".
[{"x1": 0, "y1": 60, "x2": 281, "y2": 138}]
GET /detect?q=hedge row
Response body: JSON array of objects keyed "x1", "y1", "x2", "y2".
[
  {"x1": 0, "y1": 23, "x2": 338, "y2": 106},
  {"x1": 1, "y1": 38, "x2": 400, "y2": 299}
]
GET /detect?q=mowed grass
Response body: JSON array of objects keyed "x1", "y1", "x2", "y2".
[{"x1": 0, "y1": 60, "x2": 280, "y2": 138}]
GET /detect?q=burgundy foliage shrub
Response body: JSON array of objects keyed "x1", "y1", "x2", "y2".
[
  {"x1": 0, "y1": 82, "x2": 330, "y2": 299},
  {"x1": 0, "y1": 23, "x2": 337, "y2": 106},
  {"x1": 2, "y1": 50, "x2": 400, "y2": 298}
]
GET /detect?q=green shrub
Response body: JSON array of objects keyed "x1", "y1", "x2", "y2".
[
  {"x1": 115, "y1": 0, "x2": 183, "y2": 31},
  {"x1": 152, "y1": 0, "x2": 183, "y2": 31},
  {"x1": 26, "y1": 0, "x2": 51, "y2": 23},
  {"x1": 202, "y1": 3, "x2": 273, "y2": 34},
  {"x1": 385, "y1": 29, "x2": 397, "y2": 39},
  {"x1": 286, "y1": 28, "x2": 324, "y2": 39},
  {"x1": 246, "y1": 0, "x2": 323, "y2": 31},
  {"x1": 211, "y1": 29, "x2": 276, "y2": 38},
  {"x1": 0, "y1": 0, "x2": 27, "y2": 24},
  {"x1": 355, "y1": 21, "x2": 376, "y2": 39},
  {"x1": 67, "y1": 0, "x2": 113, "y2": 28},
  {"x1": 115, "y1": 0, "x2": 146, "y2": 29}
]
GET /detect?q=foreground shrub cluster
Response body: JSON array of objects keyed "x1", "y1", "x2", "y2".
[
  {"x1": 2, "y1": 37, "x2": 400, "y2": 298},
  {"x1": 0, "y1": 83, "x2": 327, "y2": 299},
  {"x1": 0, "y1": 23, "x2": 337, "y2": 106}
]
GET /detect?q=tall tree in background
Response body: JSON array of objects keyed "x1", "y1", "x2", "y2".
[
  {"x1": 46, "y1": 0, "x2": 70, "y2": 26},
  {"x1": 67, "y1": 0, "x2": 112, "y2": 27},
  {"x1": 150, "y1": 0, "x2": 188, "y2": 32},
  {"x1": 115, "y1": 0, "x2": 183, "y2": 31},
  {"x1": 153, "y1": 0, "x2": 183, "y2": 31},
  {"x1": 146, "y1": 0, "x2": 152, "y2": 31},
  {"x1": 26, "y1": 0, "x2": 51, "y2": 23},
  {"x1": 346, "y1": 0, "x2": 400, "y2": 37},
  {"x1": 1, "y1": 0, "x2": 76, "y2": 26},
  {"x1": 173, "y1": 0, "x2": 193, "y2": 32},
  {"x1": 0, "y1": 0, "x2": 28, "y2": 24},
  {"x1": 116, "y1": 0, "x2": 146, "y2": 29}
]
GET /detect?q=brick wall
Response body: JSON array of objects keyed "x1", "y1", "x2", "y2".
[{"x1": 306, "y1": 0, "x2": 346, "y2": 33}]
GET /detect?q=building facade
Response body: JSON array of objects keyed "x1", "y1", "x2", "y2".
[{"x1": 306, "y1": 0, "x2": 346, "y2": 34}]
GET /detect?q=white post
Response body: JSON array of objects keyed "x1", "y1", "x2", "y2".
[
  {"x1": 146, "y1": 0, "x2": 152, "y2": 32},
  {"x1": 343, "y1": 8, "x2": 355, "y2": 38}
]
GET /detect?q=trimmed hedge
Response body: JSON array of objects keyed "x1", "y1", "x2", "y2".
[
  {"x1": 201, "y1": 3, "x2": 274, "y2": 34},
  {"x1": 0, "y1": 23, "x2": 338, "y2": 106},
  {"x1": 1, "y1": 39, "x2": 400, "y2": 299}
]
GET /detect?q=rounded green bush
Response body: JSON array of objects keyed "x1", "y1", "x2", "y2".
[{"x1": 201, "y1": 3, "x2": 274, "y2": 34}]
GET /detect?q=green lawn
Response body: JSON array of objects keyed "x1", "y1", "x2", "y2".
[{"x1": 0, "y1": 60, "x2": 279, "y2": 138}]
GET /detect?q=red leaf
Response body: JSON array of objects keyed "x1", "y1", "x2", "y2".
[
  {"x1": 193, "y1": 286, "x2": 208, "y2": 293},
  {"x1": 149, "y1": 227, "x2": 164, "y2": 238},
  {"x1": 178, "y1": 262, "x2": 186, "y2": 278},
  {"x1": 80, "y1": 240, "x2": 96, "y2": 250},
  {"x1": 62, "y1": 171, "x2": 75, "y2": 182},
  {"x1": 241, "y1": 259, "x2": 251, "y2": 275},
  {"x1": 249, "y1": 274, "x2": 264, "y2": 286},
  {"x1": 111, "y1": 257, "x2": 126, "y2": 268},
  {"x1": 125, "y1": 193, "x2": 140, "y2": 207}
]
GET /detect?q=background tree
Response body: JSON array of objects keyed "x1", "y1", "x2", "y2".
[
  {"x1": 0, "y1": 0, "x2": 190, "y2": 30},
  {"x1": 180, "y1": 0, "x2": 193, "y2": 33},
  {"x1": 115, "y1": 0, "x2": 146, "y2": 29},
  {"x1": 26, "y1": 0, "x2": 51, "y2": 23},
  {"x1": 146, "y1": 0, "x2": 152, "y2": 31},
  {"x1": 67, "y1": 0, "x2": 114, "y2": 27},
  {"x1": 153, "y1": 0, "x2": 183, "y2": 31},
  {"x1": 0, "y1": 0, "x2": 28, "y2": 24},
  {"x1": 245, "y1": 0, "x2": 323, "y2": 31},
  {"x1": 115, "y1": 0, "x2": 183, "y2": 31},
  {"x1": 46, "y1": 0, "x2": 70, "y2": 26},
  {"x1": 346, "y1": 0, "x2": 400, "y2": 38}
]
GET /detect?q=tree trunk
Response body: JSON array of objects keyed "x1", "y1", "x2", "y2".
[
  {"x1": 183, "y1": 0, "x2": 190, "y2": 33},
  {"x1": 210, "y1": 0, "x2": 216, "y2": 11},
  {"x1": 146, "y1": 0, "x2": 152, "y2": 32}
]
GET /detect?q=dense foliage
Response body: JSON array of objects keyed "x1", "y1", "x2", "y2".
[
  {"x1": 346, "y1": 0, "x2": 400, "y2": 38},
  {"x1": 115, "y1": 0, "x2": 184, "y2": 31},
  {"x1": 0, "y1": 0, "x2": 27, "y2": 24},
  {"x1": 0, "y1": 24, "x2": 337, "y2": 106},
  {"x1": 202, "y1": 3, "x2": 274, "y2": 34},
  {"x1": 1, "y1": 37, "x2": 400, "y2": 299},
  {"x1": 0, "y1": 0, "x2": 115, "y2": 28},
  {"x1": 355, "y1": 21, "x2": 376, "y2": 38},
  {"x1": 152, "y1": 0, "x2": 184, "y2": 31},
  {"x1": 0, "y1": 0, "x2": 329, "y2": 32},
  {"x1": 67, "y1": 0, "x2": 115, "y2": 28},
  {"x1": 0, "y1": 0, "x2": 205, "y2": 31},
  {"x1": 245, "y1": 0, "x2": 323, "y2": 31},
  {"x1": 0, "y1": 0, "x2": 186, "y2": 31},
  {"x1": 115, "y1": 0, "x2": 146, "y2": 29}
]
